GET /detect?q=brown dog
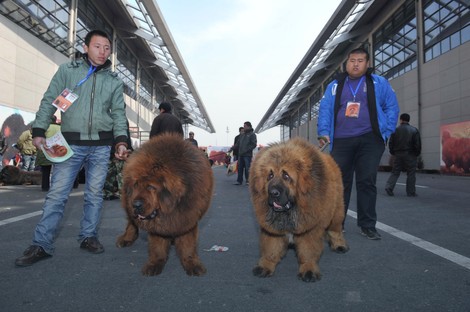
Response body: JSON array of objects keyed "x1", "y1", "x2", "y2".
[
  {"x1": 0, "y1": 165, "x2": 41, "y2": 185},
  {"x1": 249, "y1": 137, "x2": 348, "y2": 282},
  {"x1": 116, "y1": 133, "x2": 214, "y2": 276}
]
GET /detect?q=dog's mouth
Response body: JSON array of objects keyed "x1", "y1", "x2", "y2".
[
  {"x1": 271, "y1": 200, "x2": 293, "y2": 212},
  {"x1": 134, "y1": 209, "x2": 158, "y2": 221}
]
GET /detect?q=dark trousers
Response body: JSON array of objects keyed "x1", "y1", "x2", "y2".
[
  {"x1": 41, "y1": 165, "x2": 52, "y2": 191},
  {"x1": 331, "y1": 132, "x2": 385, "y2": 229},
  {"x1": 237, "y1": 156, "x2": 252, "y2": 184},
  {"x1": 386, "y1": 152, "x2": 418, "y2": 195}
]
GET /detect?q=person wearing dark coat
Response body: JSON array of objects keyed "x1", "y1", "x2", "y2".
[
  {"x1": 149, "y1": 102, "x2": 184, "y2": 138},
  {"x1": 233, "y1": 122, "x2": 257, "y2": 185},
  {"x1": 385, "y1": 113, "x2": 422, "y2": 197}
]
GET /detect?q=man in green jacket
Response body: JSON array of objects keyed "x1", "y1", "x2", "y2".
[{"x1": 15, "y1": 30, "x2": 130, "y2": 267}]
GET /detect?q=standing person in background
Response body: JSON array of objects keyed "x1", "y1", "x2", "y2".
[
  {"x1": 230, "y1": 127, "x2": 244, "y2": 162},
  {"x1": 0, "y1": 133, "x2": 7, "y2": 168},
  {"x1": 186, "y1": 131, "x2": 198, "y2": 147},
  {"x1": 35, "y1": 115, "x2": 60, "y2": 192},
  {"x1": 149, "y1": 102, "x2": 184, "y2": 138},
  {"x1": 385, "y1": 113, "x2": 421, "y2": 197},
  {"x1": 234, "y1": 121, "x2": 257, "y2": 186},
  {"x1": 317, "y1": 47, "x2": 399, "y2": 240},
  {"x1": 15, "y1": 29, "x2": 130, "y2": 267},
  {"x1": 17, "y1": 127, "x2": 37, "y2": 171}
]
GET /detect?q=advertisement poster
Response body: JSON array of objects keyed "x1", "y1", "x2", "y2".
[
  {"x1": 440, "y1": 121, "x2": 470, "y2": 176},
  {"x1": 0, "y1": 105, "x2": 36, "y2": 167}
]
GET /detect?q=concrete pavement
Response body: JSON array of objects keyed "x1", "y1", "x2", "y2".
[{"x1": 1, "y1": 166, "x2": 469, "y2": 312}]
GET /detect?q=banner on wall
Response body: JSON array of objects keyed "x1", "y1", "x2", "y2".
[{"x1": 440, "y1": 121, "x2": 470, "y2": 176}]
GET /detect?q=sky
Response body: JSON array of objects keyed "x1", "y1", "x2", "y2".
[{"x1": 157, "y1": 0, "x2": 342, "y2": 147}]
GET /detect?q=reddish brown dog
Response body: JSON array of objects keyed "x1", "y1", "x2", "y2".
[
  {"x1": 249, "y1": 137, "x2": 348, "y2": 282},
  {"x1": 116, "y1": 133, "x2": 214, "y2": 276}
]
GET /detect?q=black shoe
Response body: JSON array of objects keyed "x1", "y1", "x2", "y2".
[
  {"x1": 15, "y1": 245, "x2": 52, "y2": 267},
  {"x1": 233, "y1": 182, "x2": 242, "y2": 185},
  {"x1": 385, "y1": 188, "x2": 394, "y2": 196},
  {"x1": 360, "y1": 227, "x2": 382, "y2": 240},
  {"x1": 407, "y1": 193, "x2": 417, "y2": 197},
  {"x1": 80, "y1": 237, "x2": 104, "y2": 254}
]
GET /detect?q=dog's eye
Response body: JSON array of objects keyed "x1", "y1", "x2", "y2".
[
  {"x1": 267, "y1": 171, "x2": 274, "y2": 181},
  {"x1": 282, "y1": 171, "x2": 291, "y2": 182},
  {"x1": 147, "y1": 185, "x2": 156, "y2": 191}
]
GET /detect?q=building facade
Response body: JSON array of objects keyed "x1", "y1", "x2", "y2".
[
  {"x1": 0, "y1": 0, "x2": 214, "y2": 151},
  {"x1": 257, "y1": 0, "x2": 470, "y2": 173}
]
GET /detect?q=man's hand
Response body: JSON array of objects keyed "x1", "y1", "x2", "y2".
[
  {"x1": 318, "y1": 135, "x2": 330, "y2": 148},
  {"x1": 32, "y1": 137, "x2": 46, "y2": 149},
  {"x1": 114, "y1": 143, "x2": 130, "y2": 160}
]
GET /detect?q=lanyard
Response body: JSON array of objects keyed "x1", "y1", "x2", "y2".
[
  {"x1": 73, "y1": 65, "x2": 96, "y2": 91},
  {"x1": 347, "y1": 76, "x2": 365, "y2": 101}
]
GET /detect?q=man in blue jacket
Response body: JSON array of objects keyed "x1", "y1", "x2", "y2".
[
  {"x1": 15, "y1": 30, "x2": 130, "y2": 266},
  {"x1": 317, "y1": 47, "x2": 399, "y2": 240}
]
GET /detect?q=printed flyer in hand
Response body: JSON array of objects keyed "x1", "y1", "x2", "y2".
[{"x1": 40, "y1": 131, "x2": 73, "y2": 163}]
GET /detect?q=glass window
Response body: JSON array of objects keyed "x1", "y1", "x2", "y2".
[
  {"x1": 373, "y1": 0, "x2": 417, "y2": 79},
  {"x1": 423, "y1": 0, "x2": 470, "y2": 62}
]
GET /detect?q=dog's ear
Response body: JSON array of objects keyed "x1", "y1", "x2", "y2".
[
  {"x1": 158, "y1": 187, "x2": 178, "y2": 212},
  {"x1": 158, "y1": 175, "x2": 185, "y2": 212},
  {"x1": 123, "y1": 177, "x2": 134, "y2": 198}
]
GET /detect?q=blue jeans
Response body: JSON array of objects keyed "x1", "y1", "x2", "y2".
[
  {"x1": 32, "y1": 145, "x2": 110, "y2": 254},
  {"x1": 22, "y1": 154, "x2": 36, "y2": 171},
  {"x1": 237, "y1": 156, "x2": 252, "y2": 184},
  {"x1": 331, "y1": 132, "x2": 385, "y2": 229}
]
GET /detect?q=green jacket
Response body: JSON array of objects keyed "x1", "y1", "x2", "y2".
[{"x1": 32, "y1": 56, "x2": 128, "y2": 147}]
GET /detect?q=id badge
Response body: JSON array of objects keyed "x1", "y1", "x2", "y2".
[
  {"x1": 52, "y1": 88, "x2": 79, "y2": 112},
  {"x1": 345, "y1": 101, "x2": 360, "y2": 118}
]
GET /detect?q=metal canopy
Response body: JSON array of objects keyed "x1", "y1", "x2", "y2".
[{"x1": 95, "y1": 0, "x2": 215, "y2": 133}]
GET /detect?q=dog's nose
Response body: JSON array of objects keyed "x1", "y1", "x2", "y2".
[
  {"x1": 133, "y1": 200, "x2": 144, "y2": 214},
  {"x1": 269, "y1": 188, "x2": 281, "y2": 199}
]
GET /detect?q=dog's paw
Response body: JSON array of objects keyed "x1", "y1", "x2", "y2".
[
  {"x1": 332, "y1": 245, "x2": 349, "y2": 254},
  {"x1": 115, "y1": 238, "x2": 134, "y2": 248},
  {"x1": 297, "y1": 270, "x2": 322, "y2": 282},
  {"x1": 252, "y1": 265, "x2": 273, "y2": 278},
  {"x1": 141, "y1": 262, "x2": 165, "y2": 276},
  {"x1": 184, "y1": 263, "x2": 207, "y2": 276}
]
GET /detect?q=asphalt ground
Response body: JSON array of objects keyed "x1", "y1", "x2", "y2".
[{"x1": 1, "y1": 166, "x2": 469, "y2": 312}]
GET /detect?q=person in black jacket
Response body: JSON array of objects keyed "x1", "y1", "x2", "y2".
[
  {"x1": 149, "y1": 102, "x2": 184, "y2": 138},
  {"x1": 233, "y1": 122, "x2": 257, "y2": 185},
  {"x1": 385, "y1": 113, "x2": 422, "y2": 197}
]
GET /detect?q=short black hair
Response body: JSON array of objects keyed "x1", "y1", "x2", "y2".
[
  {"x1": 239, "y1": 127, "x2": 244, "y2": 131},
  {"x1": 84, "y1": 30, "x2": 111, "y2": 47},
  {"x1": 400, "y1": 113, "x2": 410, "y2": 122},
  {"x1": 348, "y1": 47, "x2": 369, "y2": 61},
  {"x1": 158, "y1": 102, "x2": 172, "y2": 113},
  {"x1": 244, "y1": 121, "x2": 252, "y2": 128}
]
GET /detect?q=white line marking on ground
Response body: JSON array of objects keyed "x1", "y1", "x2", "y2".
[
  {"x1": 396, "y1": 182, "x2": 428, "y2": 189},
  {"x1": 347, "y1": 211, "x2": 470, "y2": 271},
  {"x1": 0, "y1": 211, "x2": 42, "y2": 227}
]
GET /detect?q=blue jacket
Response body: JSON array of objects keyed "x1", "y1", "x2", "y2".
[{"x1": 317, "y1": 73, "x2": 399, "y2": 151}]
